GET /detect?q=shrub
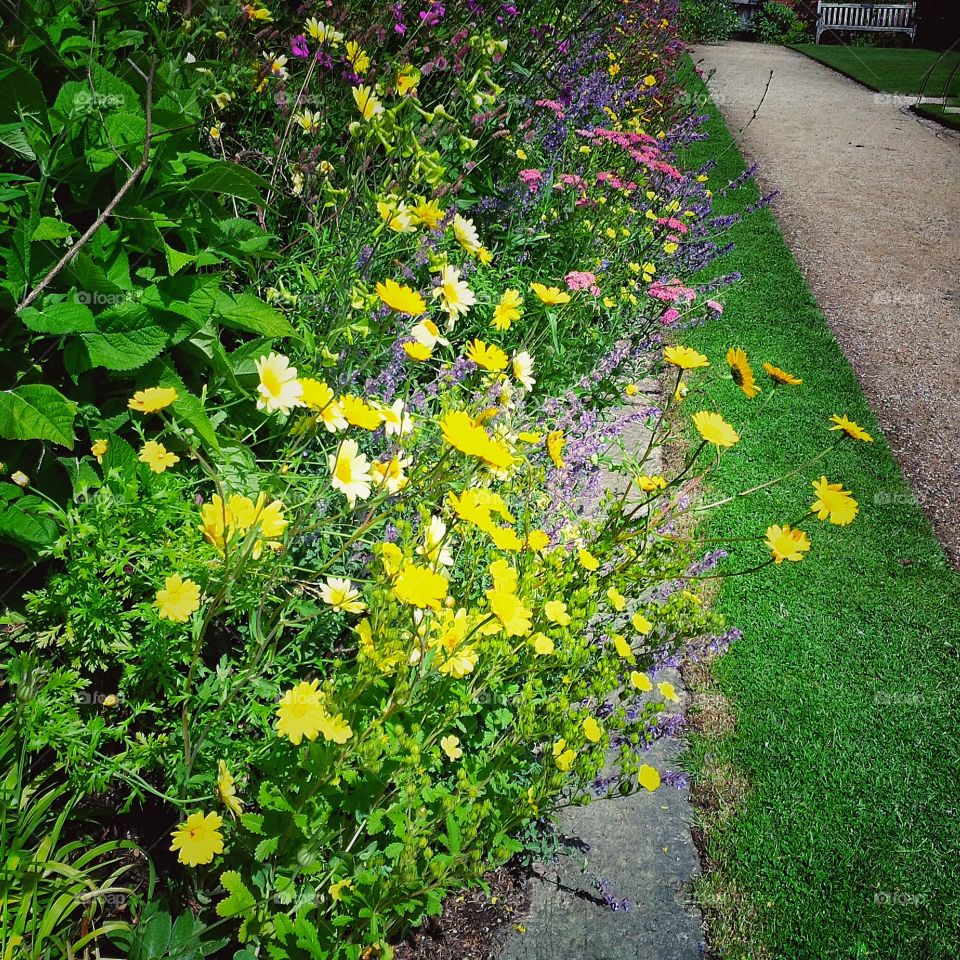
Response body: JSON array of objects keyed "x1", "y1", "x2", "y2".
[
  {"x1": 678, "y1": 0, "x2": 742, "y2": 42},
  {"x1": 752, "y1": 1, "x2": 810, "y2": 43}
]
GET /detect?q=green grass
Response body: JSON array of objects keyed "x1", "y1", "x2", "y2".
[
  {"x1": 789, "y1": 44, "x2": 960, "y2": 97},
  {"x1": 913, "y1": 103, "x2": 960, "y2": 132},
  {"x1": 678, "y1": 61, "x2": 960, "y2": 959}
]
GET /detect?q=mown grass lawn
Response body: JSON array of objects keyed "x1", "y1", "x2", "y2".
[
  {"x1": 913, "y1": 102, "x2": 960, "y2": 131},
  {"x1": 789, "y1": 44, "x2": 960, "y2": 97},
  {"x1": 678, "y1": 61, "x2": 960, "y2": 959}
]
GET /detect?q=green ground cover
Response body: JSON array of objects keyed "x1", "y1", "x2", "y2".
[
  {"x1": 913, "y1": 103, "x2": 960, "y2": 131},
  {"x1": 679, "y1": 62, "x2": 960, "y2": 959},
  {"x1": 789, "y1": 44, "x2": 960, "y2": 96}
]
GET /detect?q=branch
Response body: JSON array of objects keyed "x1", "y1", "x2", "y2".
[{"x1": 16, "y1": 58, "x2": 156, "y2": 314}]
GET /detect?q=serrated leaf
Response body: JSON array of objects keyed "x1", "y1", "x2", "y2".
[
  {"x1": 0, "y1": 123, "x2": 35, "y2": 160},
  {"x1": 443, "y1": 814, "x2": 461, "y2": 856},
  {"x1": 80, "y1": 303, "x2": 168, "y2": 370},
  {"x1": 0, "y1": 500, "x2": 58, "y2": 552},
  {"x1": 19, "y1": 299, "x2": 96, "y2": 334},
  {"x1": 239, "y1": 812, "x2": 264, "y2": 835},
  {"x1": 31, "y1": 217, "x2": 75, "y2": 241},
  {"x1": 0, "y1": 384, "x2": 76, "y2": 447},
  {"x1": 0, "y1": 56, "x2": 49, "y2": 131},
  {"x1": 165, "y1": 244, "x2": 197, "y2": 276},
  {"x1": 182, "y1": 161, "x2": 272, "y2": 205},
  {"x1": 253, "y1": 835, "x2": 279, "y2": 862},
  {"x1": 57, "y1": 457, "x2": 100, "y2": 497},
  {"x1": 100, "y1": 434, "x2": 138, "y2": 483},
  {"x1": 216, "y1": 871, "x2": 256, "y2": 919},
  {"x1": 139, "y1": 909, "x2": 172, "y2": 959},
  {"x1": 215, "y1": 291, "x2": 295, "y2": 339}
]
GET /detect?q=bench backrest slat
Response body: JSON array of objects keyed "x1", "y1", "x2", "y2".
[{"x1": 815, "y1": 2, "x2": 917, "y2": 41}]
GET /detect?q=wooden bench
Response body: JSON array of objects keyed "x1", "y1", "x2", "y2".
[{"x1": 816, "y1": 2, "x2": 918, "y2": 44}]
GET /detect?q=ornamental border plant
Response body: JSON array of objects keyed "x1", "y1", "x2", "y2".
[{"x1": 0, "y1": 2, "x2": 866, "y2": 957}]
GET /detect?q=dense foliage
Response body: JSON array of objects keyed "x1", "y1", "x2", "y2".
[
  {"x1": 678, "y1": 0, "x2": 741, "y2": 42},
  {"x1": 0, "y1": 1, "x2": 864, "y2": 957},
  {"x1": 751, "y1": 1, "x2": 809, "y2": 44}
]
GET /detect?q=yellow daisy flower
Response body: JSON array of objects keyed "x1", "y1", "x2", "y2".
[
  {"x1": 466, "y1": 338, "x2": 509, "y2": 372},
  {"x1": 154, "y1": 574, "x2": 201, "y2": 623},
  {"x1": 217, "y1": 761, "x2": 243, "y2": 818},
  {"x1": 255, "y1": 353, "x2": 304, "y2": 415},
  {"x1": 692, "y1": 411, "x2": 739, "y2": 448},
  {"x1": 762, "y1": 362, "x2": 802, "y2": 385},
  {"x1": 170, "y1": 811, "x2": 224, "y2": 867},
  {"x1": 663, "y1": 345, "x2": 709, "y2": 370},
  {"x1": 829, "y1": 415, "x2": 873, "y2": 443},
  {"x1": 530, "y1": 282, "x2": 571, "y2": 305},
  {"x1": 726, "y1": 347, "x2": 761, "y2": 398},
  {"x1": 393, "y1": 563, "x2": 449, "y2": 610},
  {"x1": 376, "y1": 279, "x2": 426, "y2": 316},
  {"x1": 811, "y1": 476, "x2": 859, "y2": 526},
  {"x1": 128, "y1": 386, "x2": 177, "y2": 413},
  {"x1": 764, "y1": 524, "x2": 811, "y2": 564}
]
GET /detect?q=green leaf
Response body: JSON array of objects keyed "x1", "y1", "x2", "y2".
[
  {"x1": 165, "y1": 244, "x2": 197, "y2": 276},
  {"x1": 31, "y1": 217, "x2": 75, "y2": 242},
  {"x1": 80, "y1": 303, "x2": 168, "y2": 370},
  {"x1": 0, "y1": 500, "x2": 58, "y2": 552},
  {"x1": 181, "y1": 162, "x2": 272, "y2": 205},
  {"x1": 87, "y1": 109, "x2": 147, "y2": 172},
  {"x1": 0, "y1": 56, "x2": 49, "y2": 131},
  {"x1": 0, "y1": 123, "x2": 35, "y2": 160},
  {"x1": 443, "y1": 814, "x2": 462, "y2": 856},
  {"x1": 19, "y1": 299, "x2": 96, "y2": 334},
  {"x1": 254, "y1": 835, "x2": 279, "y2": 861},
  {"x1": 100, "y1": 434, "x2": 139, "y2": 483},
  {"x1": 57, "y1": 457, "x2": 100, "y2": 498},
  {"x1": 216, "y1": 871, "x2": 256, "y2": 919},
  {"x1": 0, "y1": 384, "x2": 77, "y2": 447},
  {"x1": 215, "y1": 292, "x2": 295, "y2": 339},
  {"x1": 138, "y1": 909, "x2": 172, "y2": 959}
]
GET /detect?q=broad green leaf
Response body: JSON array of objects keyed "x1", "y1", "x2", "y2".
[
  {"x1": 139, "y1": 909, "x2": 172, "y2": 959},
  {"x1": 216, "y1": 871, "x2": 256, "y2": 919},
  {"x1": 0, "y1": 56, "x2": 49, "y2": 131},
  {"x1": 0, "y1": 500, "x2": 58, "y2": 552},
  {"x1": 100, "y1": 435, "x2": 139, "y2": 483},
  {"x1": 165, "y1": 244, "x2": 197, "y2": 276},
  {"x1": 0, "y1": 384, "x2": 77, "y2": 448},
  {"x1": 80, "y1": 303, "x2": 168, "y2": 370},
  {"x1": 57, "y1": 457, "x2": 100, "y2": 498},
  {"x1": 0, "y1": 123, "x2": 35, "y2": 160},
  {"x1": 31, "y1": 217, "x2": 75, "y2": 242},
  {"x1": 215, "y1": 292, "x2": 295, "y2": 338},
  {"x1": 181, "y1": 162, "x2": 273, "y2": 205},
  {"x1": 19, "y1": 299, "x2": 96, "y2": 335}
]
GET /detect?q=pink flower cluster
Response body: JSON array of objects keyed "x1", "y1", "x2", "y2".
[
  {"x1": 565, "y1": 270, "x2": 601, "y2": 296},
  {"x1": 648, "y1": 279, "x2": 696, "y2": 303},
  {"x1": 535, "y1": 99, "x2": 566, "y2": 119},
  {"x1": 597, "y1": 170, "x2": 638, "y2": 191},
  {"x1": 518, "y1": 168, "x2": 544, "y2": 193},
  {"x1": 576, "y1": 127, "x2": 684, "y2": 181}
]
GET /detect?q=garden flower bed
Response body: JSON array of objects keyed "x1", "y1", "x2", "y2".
[{"x1": 0, "y1": 2, "x2": 865, "y2": 957}]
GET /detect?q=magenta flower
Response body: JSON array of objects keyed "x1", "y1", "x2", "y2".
[{"x1": 290, "y1": 34, "x2": 309, "y2": 58}]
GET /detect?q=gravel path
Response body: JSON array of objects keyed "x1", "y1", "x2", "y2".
[{"x1": 693, "y1": 42, "x2": 960, "y2": 564}]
